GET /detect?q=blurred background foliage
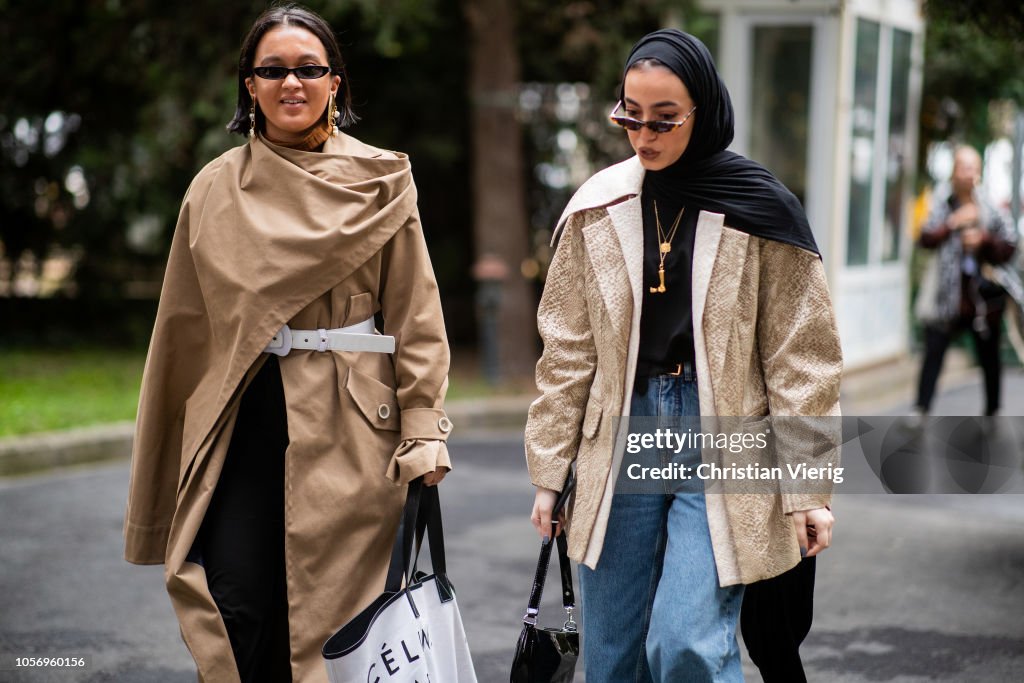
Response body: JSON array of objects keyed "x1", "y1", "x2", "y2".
[
  {"x1": 0, "y1": 0, "x2": 676, "y2": 351},
  {"x1": 921, "y1": 0, "x2": 1024, "y2": 172},
  {"x1": 1, "y1": 0, "x2": 1021, "y2": 352}
]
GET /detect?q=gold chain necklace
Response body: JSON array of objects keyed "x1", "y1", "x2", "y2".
[{"x1": 649, "y1": 200, "x2": 685, "y2": 294}]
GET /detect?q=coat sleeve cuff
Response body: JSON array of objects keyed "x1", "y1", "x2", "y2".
[
  {"x1": 528, "y1": 458, "x2": 574, "y2": 493},
  {"x1": 124, "y1": 521, "x2": 169, "y2": 565},
  {"x1": 385, "y1": 439, "x2": 452, "y2": 485},
  {"x1": 782, "y1": 493, "x2": 832, "y2": 515},
  {"x1": 399, "y1": 407, "x2": 453, "y2": 441}
]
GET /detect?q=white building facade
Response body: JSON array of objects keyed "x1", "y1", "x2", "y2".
[{"x1": 696, "y1": 0, "x2": 925, "y2": 369}]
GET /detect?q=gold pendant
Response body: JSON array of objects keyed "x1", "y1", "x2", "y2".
[
  {"x1": 660, "y1": 242, "x2": 672, "y2": 254},
  {"x1": 649, "y1": 266, "x2": 667, "y2": 294}
]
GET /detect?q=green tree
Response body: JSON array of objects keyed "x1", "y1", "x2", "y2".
[
  {"x1": 0, "y1": 1, "x2": 473, "y2": 341},
  {"x1": 921, "y1": 0, "x2": 1024, "y2": 159}
]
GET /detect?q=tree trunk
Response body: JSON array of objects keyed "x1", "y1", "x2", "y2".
[{"x1": 463, "y1": 0, "x2": 537, "y2": 380}]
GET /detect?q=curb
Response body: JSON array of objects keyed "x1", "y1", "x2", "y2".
[
  {"x1": 0, "y1": 421, "x2": 136, "y2": 477},
  {"x1": 0, "y1": 397, "x2": 538, "y2": 478},
  {"x1": 0, "y1": 351, "x2": 982, "y2": 477}
]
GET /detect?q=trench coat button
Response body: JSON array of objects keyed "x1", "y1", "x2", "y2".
[
  {"x1": 378, "y1": 404, "x2": 391, "y2": 420},
  {"x1": 438, "y1": 417, "x2": 452, "y2": 433}
]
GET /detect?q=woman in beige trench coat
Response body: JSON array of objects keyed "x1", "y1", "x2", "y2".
[
  {"x1": 123, "y1": 6, "x2": 452, "y2": 682},
  {"x1": 526, "y1": 30, "x2": 842, "y2": 682}
]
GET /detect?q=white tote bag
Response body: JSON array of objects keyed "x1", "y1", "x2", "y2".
[{"x1": 322, "y1": 481, "x2": 478, "y2": 683}]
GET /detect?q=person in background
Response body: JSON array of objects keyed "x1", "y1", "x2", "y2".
[{"x1": 913, "y1": 145, "x2": 1020, "y2": 418}]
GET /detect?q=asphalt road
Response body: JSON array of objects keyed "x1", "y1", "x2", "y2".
[
  {"x1": 2, "y1": 368, "x2": 1024, "y2": 683},
  {"x1": 1, "y1": 426, "x2": 1023, "y2": 682}
]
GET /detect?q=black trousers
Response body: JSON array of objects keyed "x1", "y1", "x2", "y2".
[
  {"x1": 915, "y1": 317, "x2": 1002, "y2": 415},
  {"x1": 741, "y1": 557, "x2": 816, "y2": 683},
  {"x1": 198, "y1": 357, "x2": 292, "y2": 683}
]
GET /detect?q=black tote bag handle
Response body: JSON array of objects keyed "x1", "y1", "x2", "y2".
[
  {"x1": 411, "y1": 483, "x2": 447, "y2": 578},
  {"x1": 385, "y1": 479, "x2": 448, "y2": 593}
]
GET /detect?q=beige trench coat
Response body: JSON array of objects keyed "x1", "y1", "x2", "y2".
[
  {"x1": 124, "y1": 133, "x2": 452, "y2": 682},
  {"x1": 525, "y1": 156, "x2": 842, "y2": 586}
]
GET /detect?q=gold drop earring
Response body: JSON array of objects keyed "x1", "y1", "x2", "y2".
[
  {"x1": 248, "y1": 98, "x2": 257, "y2": 139},
  {"x1": 328, "y1": 92, "x2": 340, "y2": 136}
]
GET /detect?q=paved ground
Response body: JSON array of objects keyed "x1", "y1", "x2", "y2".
[{"x1": 1, "y1": 370, "x2": 1022, "y2": 682}]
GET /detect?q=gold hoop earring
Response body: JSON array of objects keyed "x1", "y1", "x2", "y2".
[
  {"x1": 249, "y1": 99, "x2": 256, "y2": 139},
  {"x1": 328, "y1": 92, "x2": 340, "y2": 136}
]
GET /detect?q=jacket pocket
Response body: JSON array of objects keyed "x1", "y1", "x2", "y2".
[
  {"x1": 345, "y1": 367, "x2": 400, "y2": 431},
  {"x1": 582, "y1": 396, "x2": 604, "y2": 440}
]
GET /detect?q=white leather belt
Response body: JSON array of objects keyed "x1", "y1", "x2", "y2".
[{"x1": 264, "y1": 318, "x2": 395, "y2": 356}]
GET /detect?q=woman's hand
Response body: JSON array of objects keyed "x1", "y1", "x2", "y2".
[
  {"x1": 961, "y1": 225, "x2": 985, "y2": 252},
  {"x1": 422, "y1": 467, "x2": 448, "y2": 487},
  {"x1": 949, "y1": 203, "x2": 979, "y2": 231},
  {"x1": 788, "y1": 506, "x2": 834, "y2": 558},
  {"x1": 531, "y1": 486, "x2": 565, "y2": 539}
]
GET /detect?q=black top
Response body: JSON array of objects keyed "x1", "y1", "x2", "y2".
[
  {"x1": 625, "y1": 28, "x2": 820, "y2": 393},
  {"x1": 637, "y1": 179, "x2": 699, "y2": 376}
]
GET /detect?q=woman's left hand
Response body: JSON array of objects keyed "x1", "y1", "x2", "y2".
[
  {"x1": 422, "y1": 467, "x2": 448, "y2": 487},
  {"x1": 789, "y1": 506, "x2": 834, "y2": 558}
]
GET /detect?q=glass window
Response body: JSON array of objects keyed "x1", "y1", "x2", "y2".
[
  {"x1": 750, "y1": 25, "x2": 813, "y2": 206},
  {"x1": 846, "y1": 19, "x2": 880, "y2": 266},
  {"x1": 882, "y1": 29, "x2": 912, "y2": 262}
]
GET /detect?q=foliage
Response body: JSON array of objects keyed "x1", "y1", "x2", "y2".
[
  {"x1": 0, "y1": 0, "x2": 472, "y2": 325},
  {"x1": 0, "y1": 348, "x2": 146, "y2": 436},
  {"x1": 518, "y1": 0, "x2": 676, "y2": 96},
  {"x1": 0, "y1": 344, "x2": 520, "y2": 436},
  {"x1": 925, "y1": 0, "x2": 1024, "y2": 41},
  {"x1": 2, "y1": 1, "x2": 709, "y2": 345},
  {"x1": 921, "y1": 0, "x2": 1024, "y2": 154},
  {"x1": 512, "y1": 0, "x2": 699, "y2": 265}
]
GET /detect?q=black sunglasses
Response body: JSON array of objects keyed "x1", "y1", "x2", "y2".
[
  {"x1": 609, "y1": 101, "x2": 697, "y2": 134},
  {"x1": 252, "y1": 65, "x2": 331, "y2": 80}
]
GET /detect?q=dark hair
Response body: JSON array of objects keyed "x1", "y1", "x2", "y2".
[{"x1": 227, "y1": 3, "x2": 358, "y2": 136}]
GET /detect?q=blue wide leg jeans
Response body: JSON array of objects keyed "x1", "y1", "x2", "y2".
[{"x1": 578, "y1": 375, "x2": 745, "y2": 683}]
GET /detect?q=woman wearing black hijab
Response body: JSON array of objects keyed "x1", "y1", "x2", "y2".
[{"x1": 525, "y1": 29, "x2": 842, "y2": 681}]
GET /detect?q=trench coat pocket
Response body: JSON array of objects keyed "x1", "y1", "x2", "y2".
[
  {"x1": 344, "y1": 291, "x2": 375, "y2": 326},
  {"x1": 346, "y1": 368, "x2": 400, "y2": 431},
  {"x1": 581, "y1": 397, "x2": 603, "y2": 440}
]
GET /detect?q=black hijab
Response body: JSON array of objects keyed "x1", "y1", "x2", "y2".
[{"x1": 623, "y1": 29, "x2": 819, "y2": 255}]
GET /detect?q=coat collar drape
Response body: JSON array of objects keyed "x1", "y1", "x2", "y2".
[{"x1": 179, "y1": 133, "x2": 417, "y2": 467}]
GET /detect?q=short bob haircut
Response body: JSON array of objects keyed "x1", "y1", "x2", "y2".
[{"x1": 227, "y1": 3, "x2": 358, "y2": 136}]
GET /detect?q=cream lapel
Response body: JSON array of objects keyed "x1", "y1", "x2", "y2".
[
  {"x1": 605, "y1": 197, "x2": 645, "y2": 324},
  {"x1": 581, "y1": 195, "x2": 644, "y2": 570},
  {"x1": 691, "y1": 210, "x2": 725, "y2": 414},
  {"x1": 551, "y1": 157, "x2": 645, "y2": 244}
]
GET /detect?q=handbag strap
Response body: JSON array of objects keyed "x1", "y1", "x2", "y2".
[
  {"x1": 552, "y1": 470, "x2": 575, "y2": 612},
  {"x1": 385, "y1": 479, "x2": 449, "y2": 593},
  {"x1": 411, "y1": 483, "x2": 447, "y2": 578},
  {"x1": 385, "y1": 479, "x2": 422, "y2": 592},
  {"x1": 555, "y1": 531, "x2": 574, "y2": 610},
  {"x1": 522, "y1": 474, "x2": 577, "y2": 627}
]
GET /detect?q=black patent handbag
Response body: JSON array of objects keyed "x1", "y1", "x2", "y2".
[{"x1": 510, "y1": 475, "x2": 579, "y2": 683}]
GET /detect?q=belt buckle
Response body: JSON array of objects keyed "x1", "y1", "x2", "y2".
[
  {"x1": 265, "y1": 324, "x2": 293, "y2": 357},
  {"x1": 668, "y1": 363, "x2": 683, "y2": 376}
]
